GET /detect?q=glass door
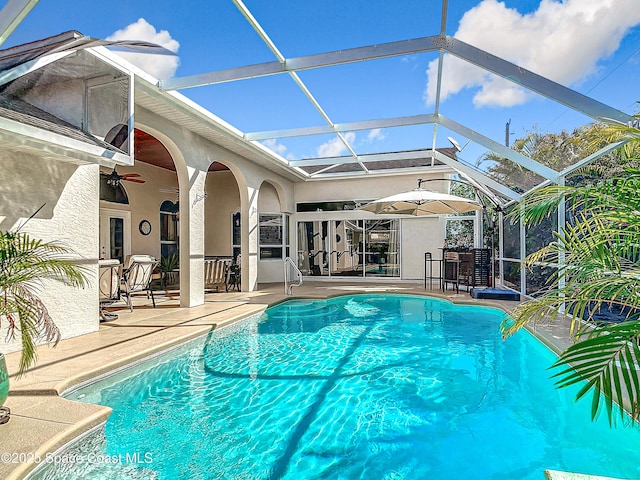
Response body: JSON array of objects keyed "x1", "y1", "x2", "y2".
[
  {"x1": 364, "y1": 219, "x2": 400, "y2": 277},
  {"x1": 297, "y1": 221, "x2": 330, "y2": 276},
  {"x1": 99, "y1": 208, "x2": 131, "y2": 263},
  {"x1": 335, "y1": 220, "x2": 364, "y2": 277}
]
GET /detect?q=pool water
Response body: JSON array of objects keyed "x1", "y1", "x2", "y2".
[{"x1": 51, "y1": 294, "x2": 640, "y2": 479}]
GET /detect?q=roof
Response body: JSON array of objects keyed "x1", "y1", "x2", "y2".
[{"x1": 0, "y1": 94, "x2": 125, "y2": 153}]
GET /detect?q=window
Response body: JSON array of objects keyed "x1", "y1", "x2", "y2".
[
  {"x1": 99, "y1": 174, "x2": 129, "y2": 204},
  {"x1": 444, "y1": 217, "x2": 475, "y2": 249},
  {"x1": 232, "y1": 212, "x2": 241, "y2": 262},
  {"x1": 160, "y1": 200, "x2": 179, "y2": 258},
  {"x1": 364, "y1": 219, "x2": 400, "y2": 277},
  {"x1": 259, "y1": 213, "x2": 289, "y2": 260}
]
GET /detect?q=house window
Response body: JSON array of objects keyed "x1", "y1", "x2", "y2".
[
  {"x1": 259, "y1": 213, "x2": 289, "y2": 260},
  {"x1": 160, "y1": 200, "x2": 179, "y2": 258},
  {"x1": 232, "y1": 212, "x2": 241, "y2": 262},
  {"x1": 99, "y1": 174, "x2": 129, "y2": 204}
]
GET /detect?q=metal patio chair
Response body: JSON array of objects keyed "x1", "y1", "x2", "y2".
[
  {"x1": 99, "y1": 259, "x2": 123, "y2": 321},
  {"x1": 122, "y1": 255, "x2": 159, "y2": 311}
]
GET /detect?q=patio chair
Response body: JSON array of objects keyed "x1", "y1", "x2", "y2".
[
  {"x1": 227, "y1": 260, "x2": 241, "y2": 292},
  {"x1": 442, "y1": 251, "x2": 461, "y2": 293},
  {"x1": 122, "y1": 255, "x2": 159, "y2": 311},
  {"x1": 99, "y1": 259, "x2": 123, "y2": 321},
  {"x1": 204, "y1": 258, "x2": 232, "y2": 292},
  {"x1": 458, "y1": 252, "x2": 474, "y2": 292},
  {"x1": 443, "y1": 251, "x2": 474, "y2": 293}
]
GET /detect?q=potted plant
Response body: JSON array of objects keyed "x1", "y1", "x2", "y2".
[
  {"x1": 158, "y1": 252, "x2": 179, "y2": 288},
  {"x1": 0, "y1": 227, "x2": 89, "y2": 419}
]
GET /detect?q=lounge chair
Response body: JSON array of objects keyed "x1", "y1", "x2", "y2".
[
  {"x1": 122, "y1": 255, "x2": 159, "y2": 311},
  {"x1": 98, "y1": 259, "x2": 123, "y2": 321},
  {"x1": 204, "y1": 258, "x2": 232, "y2": 292}
]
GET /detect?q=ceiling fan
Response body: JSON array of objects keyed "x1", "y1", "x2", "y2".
[{"x1": 106, "y1": 166, "x2": 145, "y2": 188}]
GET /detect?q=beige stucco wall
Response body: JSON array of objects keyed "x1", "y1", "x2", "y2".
[
  {"x1": 401, "y1": 217, "x2": 445, "y2": 280},
  {"x1": 204, "y1": 170, "x2": 241, "y2": 258},
  {"x1": 0, "y1": 152, "x2": 100, "y2": 351},
  {"x1": 258, "y1": 182, "x2": 281, "y2": 211},
  {"x1": 294, "y1": 173, "x2": 449, "y2": 205}
]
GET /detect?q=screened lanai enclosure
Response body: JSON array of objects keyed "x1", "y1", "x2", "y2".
[
  {"x1": 1, "y1": 0, "x2": 638, "y2": 298},
  {"x1": 153, "y1": 1, "x2": 635, "y2": 296}
]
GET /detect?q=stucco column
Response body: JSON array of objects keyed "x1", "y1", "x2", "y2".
[
  {"x1": 179, "y1": 167, "x2": 207, "y2": 307},
  {"x1": 242, "y1": 184, "x2": 259, "y2": 292}
]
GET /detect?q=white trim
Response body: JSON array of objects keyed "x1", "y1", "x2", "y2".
[{"x1": 0, "y1": 116, "x2": 134, "y2": 166}]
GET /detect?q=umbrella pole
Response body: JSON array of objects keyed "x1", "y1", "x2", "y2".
[{"x1": 488, "y1": 209, "x2": 498, "y2": 288}]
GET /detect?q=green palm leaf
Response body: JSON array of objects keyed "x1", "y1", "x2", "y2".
[
  {"x1": 550, "y1": 321, "x2": 640, "y2": 422},
  {"x1": 0, "y1": 230, "x2": 89, "y2": 376},
  {"x1": 502, "y1": 121, "x2": 640, "y2": 424}
]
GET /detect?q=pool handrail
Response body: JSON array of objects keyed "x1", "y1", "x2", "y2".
[{"x1": 284, "y1": 257, "x2": 303, "y2": 295}]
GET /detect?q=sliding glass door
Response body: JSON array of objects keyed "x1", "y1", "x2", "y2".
[
  {"x1": 332, "y1": 220, "x2": 364, "y2": 277},
  {"x1": 296, "y1": 218, "x2": 399, "y2": 278},
  {"x1": 364, "y1": 219, "x2": 400, "y2": 277},
  {"x1": 297, "y1": 221, "x2": 329, "y2": 276}
]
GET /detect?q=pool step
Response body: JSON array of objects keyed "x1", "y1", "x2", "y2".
[{"x1": 259, "y1": 304, "x2": 340, "y2": 334}]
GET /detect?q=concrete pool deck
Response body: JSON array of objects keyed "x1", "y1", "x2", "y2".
[{"x1": 0, "y1": 281, "x2": 579, "y2": 479}]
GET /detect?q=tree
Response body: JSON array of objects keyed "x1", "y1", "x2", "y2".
[
  {"x1": 0, "y1": 228, "x2": 89, "y2": 376},
  {"x1": 501, "y1": 118, "x2": 640, "y2": 423}
]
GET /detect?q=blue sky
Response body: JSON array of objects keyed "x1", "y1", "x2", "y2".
[{"x1": 3, "y1": 0, "x2": 640, "y2": 170}]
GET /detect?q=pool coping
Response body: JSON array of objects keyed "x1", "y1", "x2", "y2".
[
  {"x1": 1, "y1": 296, "x2": 268, "y2": 480},
  {"x1": 0, "y1": 283, "x2": 608, "y2": 479}
]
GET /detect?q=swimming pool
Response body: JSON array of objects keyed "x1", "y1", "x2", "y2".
[{"x1": 44, "y1": 294, "x2": 640, "y2": 479}]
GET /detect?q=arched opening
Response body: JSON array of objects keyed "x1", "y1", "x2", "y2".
[
  {"x1": 257, "y1": 180, "x2": 288, "y2": 284},
  {"x1": 204, "y1": 160, "x2": 242, "y2": 289},
  {"x1": 99, "y1": 128, "x2": 182, "y2": 306}
]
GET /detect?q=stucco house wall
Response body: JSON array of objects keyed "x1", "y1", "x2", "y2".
[
  {"x1": 0, "y1": 152, "x2": 100, "y2": 352},
  {"x1": 134, "y1": 106, "x2": 296, "y2": 294}
]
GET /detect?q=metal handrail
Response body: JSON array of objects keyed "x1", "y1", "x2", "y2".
[{"x1": 284, "y1": 257, "x2": 303, "y2": 295}]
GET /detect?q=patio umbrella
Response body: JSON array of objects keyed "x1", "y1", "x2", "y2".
[{"x1": 359, "y1": 188, "x2": 482, "y2": 216}]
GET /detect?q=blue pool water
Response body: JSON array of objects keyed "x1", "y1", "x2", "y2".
[{"x1": 52, "y1": 294, "x2": 640, "y2": 479}]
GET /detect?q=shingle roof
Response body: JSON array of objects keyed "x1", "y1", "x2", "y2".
[
  {"x1": 298, "y1": 147, "x2": 457, "y2": 174},
  {"x1": 0, "y1": 94, "x2": 125, "y2": 153}
]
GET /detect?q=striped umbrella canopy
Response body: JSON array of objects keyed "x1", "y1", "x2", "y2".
[{"x1": 359, "y1": 188, "x2": 482, "y2": 216}]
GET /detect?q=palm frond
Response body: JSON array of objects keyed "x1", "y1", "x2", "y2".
[
  {"x1": 0, "y1": 230, "x2": 87, "y2": 376},
  {"x1": 550, "y1": 321, "x2": 640, "y2": 422}
]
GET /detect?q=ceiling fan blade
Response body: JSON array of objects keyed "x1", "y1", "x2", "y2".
[
  {"x1": 124, "y1": 178, "x2": 146, "y2": 184},
  {"x1": 122, "y1": 173, "x2": 141, "y2": 178}
]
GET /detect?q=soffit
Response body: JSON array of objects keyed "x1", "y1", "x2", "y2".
[{"x1": 133, "y1": 82, "x2": 305, "y2": 181}]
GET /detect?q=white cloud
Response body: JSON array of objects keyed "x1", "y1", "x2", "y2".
[
  {"x1": 261, "y1": 139, "x2": 289, "y2": 156},
  {"x1": 366, "y1": 128, "x2": 386, "y2": 143},
  {"x1": 107, "y1": 18, "x2": 180, "y2": 79},
  {"x1": 425, "y1": 0, "x2": 640, "y2": 108},
  {"x1": 317, "y1": 132, "x2": 356, "y2": 157}
]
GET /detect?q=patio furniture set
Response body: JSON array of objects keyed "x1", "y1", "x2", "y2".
[{"x1": 98, "y1": 255, "x2": 241, "y2": 321}]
